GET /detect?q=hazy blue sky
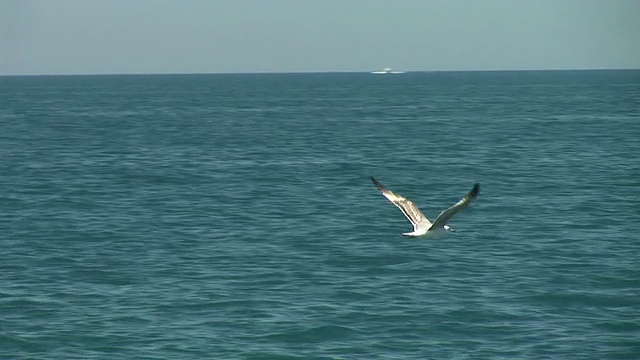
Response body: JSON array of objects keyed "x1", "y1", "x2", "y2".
[{"x1": 1, "y1": 0, "x2": 639, "y2": 75}]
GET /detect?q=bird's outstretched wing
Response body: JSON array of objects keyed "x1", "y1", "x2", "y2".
[
  {"x1": 429, "y1": 183, "x2": 480, "y2": 230},
  {"x1": 371, "y1": 177, "x2": 432, "y2": 231}
]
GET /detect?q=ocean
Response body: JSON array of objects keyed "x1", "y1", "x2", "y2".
[{"x1": 1, "y1": 70, "x2": 639, "y2": 359}]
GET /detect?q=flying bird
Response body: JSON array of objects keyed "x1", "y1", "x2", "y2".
[{"x1": 371, "y1": 177, "x2": 479, "y2": 237}]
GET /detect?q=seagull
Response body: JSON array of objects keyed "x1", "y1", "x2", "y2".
[{"x1": 371, "y1": 177, "x2": 480, "y2": 237}]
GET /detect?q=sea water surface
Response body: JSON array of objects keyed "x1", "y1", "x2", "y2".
[{"x1": 1, "y1": 71, "x2": 639, "y2": 359}]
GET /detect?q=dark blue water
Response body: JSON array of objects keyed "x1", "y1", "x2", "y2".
[{"x1": 1, "y1": 71, "x2": 639, "y2": 359}]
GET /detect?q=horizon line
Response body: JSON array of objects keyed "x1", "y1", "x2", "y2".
[{"x1": 1, "y1": 67, "x2": 639, "y2": 77}]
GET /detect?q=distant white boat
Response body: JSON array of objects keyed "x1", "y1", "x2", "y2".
[{"x1": 370, "y1": 67, "x2": 405, "y2": 74}]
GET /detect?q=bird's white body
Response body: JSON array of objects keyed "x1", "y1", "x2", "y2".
[{"x1": 402, "y1": 225, "x2": 451, "y2": 238}]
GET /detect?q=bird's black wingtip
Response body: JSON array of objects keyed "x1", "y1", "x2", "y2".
[
  {"x1": 470, "y1": 183, "x2": 480, "y2": 197},
  {"x1": 370, "y1": 176, "x2": 384, "y2": 190}
]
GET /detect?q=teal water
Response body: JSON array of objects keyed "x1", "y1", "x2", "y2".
[{"x1": 1, "y1": 71, "x2": 639, "y2": 359}]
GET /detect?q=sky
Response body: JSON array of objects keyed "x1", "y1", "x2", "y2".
[{"x1": 1, "y1": 0, "x2": 639, "y2": 75}]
